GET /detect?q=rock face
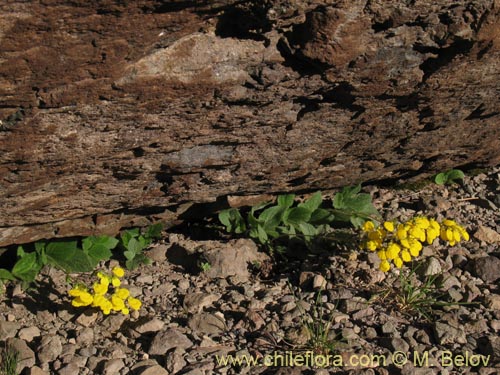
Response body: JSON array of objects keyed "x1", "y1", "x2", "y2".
[{"x1": 1, "y1": 0, "x2": 499, "y2": 246}]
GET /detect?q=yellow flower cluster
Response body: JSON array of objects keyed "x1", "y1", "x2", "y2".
[
  {"x1": 362, "y1": 217, "x2": 469, "y2": 272},
  {"x1": 69, "y1": 266, "x2": 142, "y2": 315}
]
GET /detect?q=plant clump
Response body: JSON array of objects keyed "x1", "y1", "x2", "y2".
[
  {"x1": 361, "y1": 217, "x2": 469, "y2": 272},
  {"x1": 68, "y1": 266, "x2": 142, "y2": 315}
]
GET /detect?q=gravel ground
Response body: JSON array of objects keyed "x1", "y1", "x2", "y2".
[{"x1": 1, "y1": 166, "x2": 499, "y2": 375}]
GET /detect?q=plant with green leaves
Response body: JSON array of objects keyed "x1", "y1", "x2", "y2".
[
  {"x1": 376, "y1": 266, "x2": 468, "y2": 321},
  {"x1": 119, "y1": 223, "x2": 163, "y2": 270},
  {"x1": 290, "y1": 285, "x2": 345, "y2": 355},
  {"x1": 199, "y1": 261, "x2": 211, "y2": 273},
  {"x1": 0, "y1": 343, "x2": 19, "y2": 375},
  {"x1": 434, "y1": 169, "x2": 465, "y2": 185},
  {"x1": 0, "y1": 236, "x2": 119, "y2": 288},
  {"x1": 219, "y1": 186, "x2": 380, "y2": 254}
]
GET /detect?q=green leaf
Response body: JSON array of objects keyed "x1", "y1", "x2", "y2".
[
  {"x1": 87, "y1": 245, "x2": 113, "y2": 264},
  {"x1": 120, "y1": 229, "x2": 140, "y2": 248},
  {"x1": 145, "y1": 223, "x2": 163, "y2": 240},
  {"x1": 434, "y1": 172, "x2": 447, "y2": 185},
  {"x1": 446, "y1": 169, "x2": 464, "y2": 181},
  {"x1": 277, "y1": 194, "x2": 295, "y2": 209},
  {"x1": 46, "y1": 242, "x2": 94, "y2": 273},
  {"x1": 82, "y1": 236, "x2": 119, "y2": 253},
  {"x1": 126, "y1": 254, "x2": 151, "y2": 270},
  {"x1": 12, "y1": 252, "x2": 40, "y2": 282},
  {"x1": 126, "y1": 238, "x2": 143, "y2": 255},
  {"x1": 257, "y1": 224, "x2": 268, "y2": 244},
  {"x1": 218, "y1": 208, "x2": 246, "y2": 233},
  {"x1": 124, "y1": 250, "x2": 135, "y2": 261},
  {"x1": 283, "y1": 206, "x2": 312, "y2": 226},
  {"x1": 299, "y1": 192, "x2": 322, "y2": 212},
  {"x1": 0, "y1": 269, "x2": 16, "y2": 281},
  {"x1": 299, "y1": 222, "x2": 317, "y2": 238},
  {"x1": 259, "y1": 206, "x2": 285, "y2": 230},
  {"x1": 17, "y1": 245, "x2": 26, "y2": 258},
  {"x1": 309, "y1": 208, "x2": 334, "y2": 224},
  {"x1": 350, "y1": 216, "x2": 366, "y2": 229}
]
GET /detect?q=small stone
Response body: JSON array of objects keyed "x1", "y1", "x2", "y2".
[
  {"x1": 136, "y1": 274, "x2": 154, "y2": 284},
  {"x1": 484, "y1": 336, "x2": 500, "y2": 357},
  {"x1": 182, "y1": 293, "x2": 220, "y2": 314},
  {"x1": 420, "y1": 257, "x2": 442, "y2": 276},
  {"x1": 102, "y1": 314, "x2": 127, "y2": 333},
  {"x1": 75, "y1": 310, "x2": 99, "y2": 327},
  {"x1": 28, "y1": 366, "x2": 49, "y2": 375},
  {"x1": 134, "y1": 317, "x2": 165, "y2": 334},
  {"x1": 145, "y1": 244, "x2": 168, "y2": 263},
  {"x1": 188, "y1": 312, "x2": 226, "y2": 336},
  {"x1": 178, "y1": 279, "x2": 190, "y2": 290},
  {"x1": 18, "y1": 326, "x2": 41, "y2": 342},
  {"x1": 6, "y1": 337, "x2": 36, "y2": 372},
  {"x1": 390, "y1": 337, "x2": 410, "y2": 353},
  {"x1": 148, "y1": 328, "x2": 194, "y2": 355},
  {"x1": 76, "y1": 327, "x2": 94, "y2": 347},
  {"x1": 434, "y1": 322, "x2": 466, "y2": 345},
  {"x1": 352, "y1": 307, "x2": 375, "y2": 320},
  {"x1": 55, "y1": 362, "x2": 79, "y2": 375},
  {"x1": 471, "y1": 256, "x2": 500, "y2": 283},
  {"x1": 164, "y1": 348, "x2": 187, "y2": 374},
  {"x1": 0, "y1": 321, "x2": 20, "y2": 340},
  {"x1": 135, "y1": 365, "x2": 169, "y2": 375},
  {"x1": 381, "y1": 321, "x2": 397, "y2": 334},
  {"x1": 473, "y1": 225, "x2": 500, "y2": 244},
  {"x1": 313, "y1": 274, "x2": 327, "y2": 289},
  {"x1": 37, "y1": 335, "x2": 63, "y2": 363},
  {"x1": 6, "y1": 314, "x2": 15, "y2": 322},
  {"x1": 103, "y1": 358, "x2": 125, "y2": 375},
  {"x1": 342, "y1": 297, "x2": 368, "y2": 313}
]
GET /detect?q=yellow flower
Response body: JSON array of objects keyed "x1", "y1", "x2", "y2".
[
  {"x1": 383, "y1": 221, "x2": 395, "y2": 232},
  {"x1": 386, "y1": 243, "x2": 401, "y2": 260},
  {"x1": 379, "y1": 260, "x2": 391, "y2": 272},
  {"x1": 93, "y1": 281, "x2": 109, "y2": 295},
  {"x1": 393, "y1": 257, "x2": 403, "y2": 268},
  {"x1": 377, "y1": 249, "x2": 387, "y2": 260},
  {"x1": 71, "y1": 291, "x2": 93, "y2": 307},
  {"x1": 401, "y1": 249, "x2": 412, "y2": 262},
  {"x1": 111, "y1": 276, "x2": 121, "y2": 287},
  {"x1": 121, "y1": 308, "x2": 130, "y2": 315},
  {"x1": 365, "y1": 240, "x2": 379, "y2": 251},
  {"x1": 111, "y1": 295, "x2": 126, "y2": 311},
  {"x1": 112, "y1": 266, "x2": 125, "y2": 278},
  {"x1": 115, "y1": 288, "x2": 130, "y2": 300},
  {"x1": 127, "y1": 297, "x2": 142, "y2": 311},
  {"x1": 363, "y1": 221, "x2": 375, "y2": 232}
]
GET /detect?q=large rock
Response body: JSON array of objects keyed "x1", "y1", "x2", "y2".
[{"x1": 0, "y1": 0, "x2": 499, "y2": 246}]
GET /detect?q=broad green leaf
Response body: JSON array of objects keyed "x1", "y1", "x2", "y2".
[
  {"x1": 121, "y1": 229, "x2": 140, "y2": 248},
  {"x1": 259, "y1": 206, "x2": 284, "y2": 230},
  {"x1": 145, "y1": 223, "x2": 163, "y2": 239},
  {"x1": 87, "y1": 244, "x2": 113, "y2": 264},
  {"x1": 12, "y1": 252, "x2": 37, "y2": 276},
  {"x1": 218, "y1": 208, "x2": 246, "y2": 233},
  {"x1": 309, "y1": 208, "x2": 334, "y2": 224},
  {"x1": 123, "y1": 250, "x2": 135, "y2": 261},
  {"x1": 46, "y1": 242, "x2": 93, "y2": 273},
  {"x1": 83, "y1": 236, "x2": 119, "y2": 253},
  {"x1": 127, "y1": 238, "x2": 143, "y2": 255},
  {"x1": 0, "y1": 269, "x2": 16, "y2": 281},
  {"x1": 299, "y1": 222, "x2": 317, "y2": 238},
  {"x1": 434, "y1": 173, "x2": 446, "y2": 185},
  {"x1": 350, "y1": 216, "x2": 366, "y2": 229},
  {"x1": 446, "y1": 169, "x2": 465, "y2": 182},
  {"x1": 257, "y1": 224, "x2": 268, "y2": 244},
  {"x1": 299, "y1": 192, "x2": 322, "y2": 212},
  {"x1": 34, "y1": 242, "x2": 46, "y2": 253},
  {"x1": 283, "y1": 207, "x2": 312, "y2": 226},
  {"x1": 277, "y1": 194, "x2": 295, "y2": 209},
  {"x1": 17, "y1": 245, "x2": 26, "y2": 258}
]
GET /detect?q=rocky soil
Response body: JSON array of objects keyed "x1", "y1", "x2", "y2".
[{"x1": 1, "y1": 166, "x2": 499, "y2": 375}]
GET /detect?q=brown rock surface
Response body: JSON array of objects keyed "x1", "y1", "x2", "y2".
[{"x1": 1, "y1": 0, "x2": 499, "y2": 246}]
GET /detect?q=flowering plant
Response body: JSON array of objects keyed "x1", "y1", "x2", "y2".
[
  {"x1": 69, "y1": 266, "x2": 142, "y2": 315},
  {"x1": 361, "y1": 217, "x2": 469, "y2": 272}
]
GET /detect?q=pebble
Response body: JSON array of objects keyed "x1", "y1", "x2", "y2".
[
  {"x1": 148, "y1": 328, "x2": 194, "y2": 355},
  {"x1": 134, "y1": 317, "x2": 165, "y2": 334},
  {"x1": 6, "y1": 337, "x2": 36, "y2": 372},
  {"x1": 37, "y1": 334, "x2": 63, "y2": 363}
]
